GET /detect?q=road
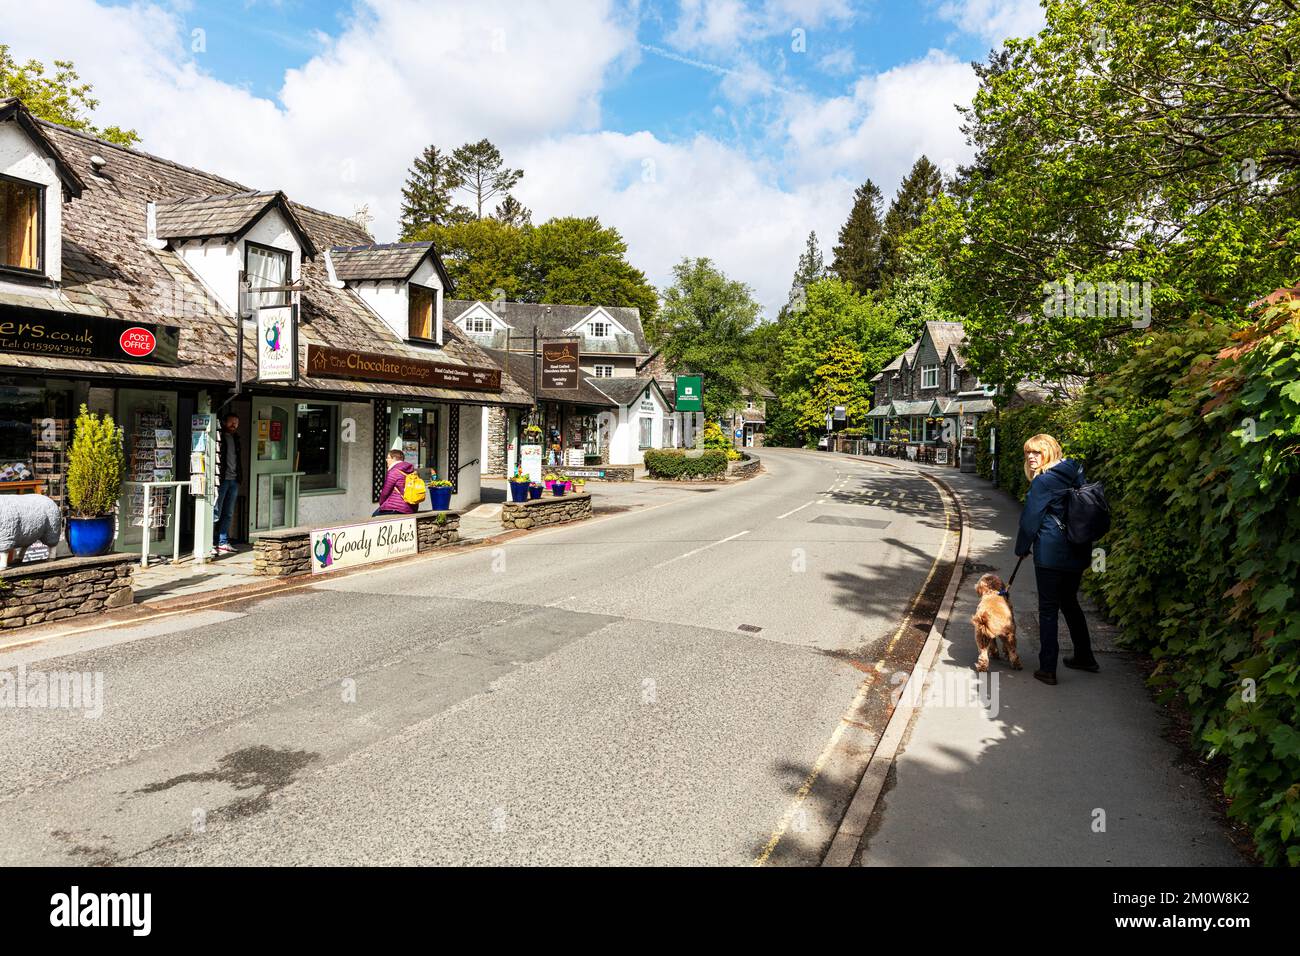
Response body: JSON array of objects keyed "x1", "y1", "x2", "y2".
[{"x1": 0, "y1": 448, "x2": 954, "y2": 866}]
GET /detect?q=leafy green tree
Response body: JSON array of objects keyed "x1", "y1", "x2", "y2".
[
  {"x1": 831, "y1": 179, "x2": 884, "y2": 294},
  {"x1": 878, "y1": 156, "x2": 943, "y2": 288},
  {"x1": 647, "y1": 257, "x2": 762, "y2": 418},
  {"x1": 0, "y1": 45, "x2": 138, "y2": 145},
  {"x1": 517, "y1": 216, "x2": 658, "y2": 319},
  {"x1": 450, "y1": 139, "x2": 523, "y2": 220},
  {"x1": 804, "y1": 340, "x2": 872, "y2": 433},
  {"x1": 417, "y1": 218, "x2": 525, "y2": 300},
  {"x1": 67, "y1": 404, "x2": 124, "y2": 517},
  {"x1": 399, "y1": 145, "x2": 472, "y2": 239}
]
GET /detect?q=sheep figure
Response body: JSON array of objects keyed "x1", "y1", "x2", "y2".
[{"x1": 0, "y1": 494, "x2": 63, "y2": 569}]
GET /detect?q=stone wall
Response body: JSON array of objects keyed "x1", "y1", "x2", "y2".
[
  {"x1": 253, "y1": 511, "x2": 462, "y2": 578},
  {"x1": 501, "y1": 493, "x2": 593, "y2": 530},
  {"x1": 485, "y1": 406, "x2": 508, "y2": 477},
  {"x1": 0, "y1": 554, "x2": 135, "y2": 631},
  {"x1": 726, "y1": 452, "x2": 762, "y2": 480}
]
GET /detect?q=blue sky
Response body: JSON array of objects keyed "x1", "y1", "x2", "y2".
[{"x1": 7, "y1": 0, "x2": 1047, "y2": 313}]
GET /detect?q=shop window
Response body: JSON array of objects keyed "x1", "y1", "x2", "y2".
[
  {"x1": 409, "y1": 285, "x2": 435, "y2": 340},
  {"x1": 663, "y1": 417, "x2": 675, "y2": 448},
  {"x1": 922, "y1": 365, "x2": 938, "y2": 389},
  {"x1": 638, "y1": 416, "x2": 653, "y2": 449},
  {"x1": 0, "y1": 176, "x2": 43, "y2": 275},
  {"x1": 296, "y1": 403, "x2": 339, "y2": 491},
  {"x1": 245, "y1": 242, "x2": 290, "y2": 312}
]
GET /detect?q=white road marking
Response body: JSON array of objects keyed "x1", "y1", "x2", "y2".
[
  {"x1": 776, "y1": 501, "x2": 815, "y2": 520},
  {"x1": 653, "y1": 530, "x2": 750, "y2": 568}
]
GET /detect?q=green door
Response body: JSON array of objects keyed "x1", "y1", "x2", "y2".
[{"x1": 250, "y1": 398, "x2": 300, "y2": 531}]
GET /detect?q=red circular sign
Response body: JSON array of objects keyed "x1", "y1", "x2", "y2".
[{"x1": 119, "y1": 327, "x2": 156, "y2": 358}]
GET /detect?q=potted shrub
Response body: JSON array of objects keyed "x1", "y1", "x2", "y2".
[
  {"x1": 508, "y1": 467, "x2": 530, "y2": 503},
  {"x1": 66, "y1": 403, "x2": 124, "y2": 557},
  {"x1": 544, "y1": 472, "x2": 558, "y2": 491},
  {"x1": 528, "y1": 482, "x2": 543, "y2": 500},
  {"x1": 552, "y1": 477, "x2": 567, "y2": 497},
  {"x1": 429, "y1": 477, "x2": 454, "y2": 511},
  {"x1": 572, "y1": 478, "x2": 586, "y2": 493}
]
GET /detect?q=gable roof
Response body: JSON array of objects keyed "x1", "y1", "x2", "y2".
[
  {"x1": 881, "y1": 340, "x2": 920, "y2": 373},
  {"x1": 592, "y1": 376, "x2": 669, "y2": 409},
  {"x1": 153, "y1": 189, "x2": 318, "y2": 258},
  {"x1": 329, "y1": 241, "x2": 453, "y2": 290},
  {"x1": 922, "y1": 320, "x2": 966, "y2": 363},
  {"x1": 445, "y1": 299, "x2": 647, "y2": 355},
  {"x1": 483, "y1": 348, "x2": 615, "y2": 407},
  {"x1": 0, "y1": 98, "x2": 84, "y2": 198}
]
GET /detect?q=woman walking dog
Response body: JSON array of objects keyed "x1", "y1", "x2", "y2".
[{"x1": 1014, "y1": 434, "x2": 1101, "y2": 685}]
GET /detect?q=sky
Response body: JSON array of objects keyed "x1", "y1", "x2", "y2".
[{"x1": 1, "y1": 0, "x2": 1047, "y2": 316}]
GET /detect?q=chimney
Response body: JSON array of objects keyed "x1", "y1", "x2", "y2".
[{"x1": 144, "y1": 202, "x2": 167, "y2": 250}]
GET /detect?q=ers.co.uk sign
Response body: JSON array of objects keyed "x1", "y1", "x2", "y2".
[
  {"x1": 0, "y1": 308, "x2": 180, "y2": 365},
  {"x1": 306, "y1": 345, "x2": 501, "y2": 392}
]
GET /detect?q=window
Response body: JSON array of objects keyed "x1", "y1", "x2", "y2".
[
  {"x1": 963, "y1": 416, "x2": 977, "y2": 438},
  {"x1": 746, "y1": 399, "x2": 756, "y2": 411},
  {"x1": 593, "y1": 365, "x2": 614, "y2": 378},
  {"x1": 663, "y1": 417, "x2": 675, "y2": 448},
  {"x1": 949, "y1": 363, "x2": 959, "y2": 391},
  {"x1": 464, "y1": 314, "x2": 491, "y2": 333},
  {"x1": 295, "y1": 403, "x2": 339, "y2": 491},
  {"x1": 922, "y1": 365, "x2": 939, "y2": 389},
  {"x1": 245, "y1": 242, "x2": 290, "y2": 312},
  {"x1": 638, "y1": 416, "x2": 653, "y2": 449},
  {"x1": 588, "y1": 320, "x2": 610, "y2": 338},
  {"x1": 0, "y1": 176, "x2": 43, "y2": 274},
  {"x1": 409, "y1": 285, "x2": 435, "y2": 340}
]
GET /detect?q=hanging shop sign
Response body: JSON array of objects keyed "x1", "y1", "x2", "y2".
[
  {"x1": 675, "y1": 375, "x2": 703, "y2": 412},
  {"x1": 306, "y1": 345, "x2": 501, "y2": 392},
  {"x1": 541, "y1": 340, "x2": 580, "y2": 391},
  {"x1": 0, "y1": 307, "x2": 180, "y2": 365},
  {"x1": 256, "y1": 305, "x2": 298, "y2": 383},
  {"x1": 310, "y1": 516, "x2": 418, "y2": 574}
]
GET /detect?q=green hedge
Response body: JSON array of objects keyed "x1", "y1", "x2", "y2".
[
  {"x1": 981, "y1": 315, "x2": 1300, "y2": 865},
  {"x1": 643, "y1": 449, "x2": 728, "y2": 479}
]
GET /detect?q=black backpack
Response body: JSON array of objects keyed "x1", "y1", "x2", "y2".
[{"x1": 1064, "y1": 478, "x2": 1110, "y2": 545}]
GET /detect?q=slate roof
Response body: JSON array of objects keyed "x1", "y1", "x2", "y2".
[
  {"x1": 592, "y1": 376, "x2": 663, "y2": 408},
  {"x1": 329, "y1": 241, "x2": 452, "y2": 289},
  {"x1": 483, "y1": 349, "x2": 615, "y2": 407},
  {"x1": 446, "y1": 299, "x2": 648, "y2": 356},
  {"x1": 925, "y1": 320, "x2": 966, "y2": 365},
  {"x1": 0, "y1": 103, "x2": 527, "y2": 406},
  {"x1": 880, "y1": 340, "x2": 920, "y2": 373},
  {"x1": 153, "y1": 191, "x2": 317, "y2": 257}
]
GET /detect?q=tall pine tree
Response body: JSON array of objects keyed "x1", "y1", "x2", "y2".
[
  {"x1": 399, "y1": 145, "x2": 471, "y2": 240},
  {"x1": 831, "y1": 179, "x2": 884, "y2": 295},
  {"x1": 451, "y1": 139, "x2": 524, "y2": 220},
  {"x1": 783, "y1": 231, "x2": 825, "y2": 316},
  {"x1": 878, "y1": 156, "x2": 943, "y2": 288}
]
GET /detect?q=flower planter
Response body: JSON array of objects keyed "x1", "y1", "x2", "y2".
[
  {"x1": 67, "y1": 515, "x2": 116, "y2": 557},
  {"x1": 508, "y1": 481, "x2": 530, "y2": 503},
  {"x1": 552, "y1": 482, "x2": 567, "y2": 497},
  {"x1": 528, "y1": 484, "x2": 543, "y2": 500},
  {"x1": 430, "y1": 485, "x2": 453, "y2": 511}
]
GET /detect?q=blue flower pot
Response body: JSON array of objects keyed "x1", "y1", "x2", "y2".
[
  {"x1": 67, "y1": 515, "x2": 115, "y2": 557},
  {"x1": 528, "y1": 485, "x2": 543, "y2": 500},
  {"x1": 509, "y1": 481, "x2": 530, "y2": 503},
  {"x1": 430, "y1": 486, "x2": 453, "y2": 511},
  {"x1": 552, "y1": 482, "x2": 567, "y2": 497}
]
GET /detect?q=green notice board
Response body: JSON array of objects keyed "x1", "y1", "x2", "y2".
[{"x1": 675, "y1": 375, "x2": 703, "y2": 411}]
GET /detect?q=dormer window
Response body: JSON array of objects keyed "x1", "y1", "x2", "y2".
[
  {"x1": 922, "y1": 365, "x2": 939, "y2": 389},
  {"x1": 589, "y1": 320, "x2": 610, "y2": 338},
  {"x1": 409, "y1": 285, "x2": 435, "y2": 340},
  {"x1": 465, "y1": 315, "x2": 491, "y2": 334},
  {"x1": 949, "y1": 364, "x2": 958, "y2": 391},
  {"x1": 245, "y1": 241, "x2": 290, "y2": 311},
  {"x1": 0, "y1": 175, "x2": 43, "y2": 275}
]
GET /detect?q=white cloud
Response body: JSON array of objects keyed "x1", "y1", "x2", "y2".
[
  {"x1": 667, "y1": 0, "x2": 855, "y2": 53},
  {"x1": 937, "y1": 0, "x2": 1046, "y2": 45}
]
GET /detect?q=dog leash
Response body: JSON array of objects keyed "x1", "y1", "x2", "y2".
[{"x1": 999, "y1": 555, "x2": 1026, "y2": 597}]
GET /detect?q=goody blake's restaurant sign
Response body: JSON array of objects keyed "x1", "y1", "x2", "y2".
[
  {"x1": 306, "y1": 345, "x2": 501, "y2": 391},
  {"x1": 0, "y1": 307, "x2": 180, "y2": 365},
  {"x1": 311, "y1": 516, "x2": 418, "y2": 574}
]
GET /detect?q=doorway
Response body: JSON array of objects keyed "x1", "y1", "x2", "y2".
[{"x1": 250, "y1": 397, "x2": 302, "y2": 531}]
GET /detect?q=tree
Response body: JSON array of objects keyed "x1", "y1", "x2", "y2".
[
  {"x1": 0, "y1": 45, "x2": 138, "y2": 145},
  {"x1": 879, "y1": 156, "x2": 943, "y2": 288},
  {"x1": 399, "y1": 145, "x2": 471, "y2": 240},
  {"x1": 416, "y1": 218, "x2": 525, "y2": 301},
  {"x1": 517, "y1": 216, "x2": 658, "y2": 319},
  {"x1": 783, "y1": 231, "x2": 825, "y2": 316},
  {"x1": 831, "y1": 180, "x2": 884, "y2": 294},
  {"x1": 806, "y1": 340, "x2": 873, "y2": 434},
  {"x1": 450, "y1": 139, "x2": 523, "y2": 220},
  {"x1": 492, "y1": 195, "x2": 532, "y2": 228},
  {"x1": 647, "y1": 257, "x2": 762, "y2": 418}
]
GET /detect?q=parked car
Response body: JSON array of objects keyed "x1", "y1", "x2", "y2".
[{"x1": 817, "y1": 436, "x2": 829, "y2": 451}]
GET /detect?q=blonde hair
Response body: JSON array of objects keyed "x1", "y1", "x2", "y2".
[{"x1": 1023, "y1": 433, "x2": 1063, "y2": 482}]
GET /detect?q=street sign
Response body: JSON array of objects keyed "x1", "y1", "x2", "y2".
[
  {"x1": 541, "y1": 340, "x2": 580, "y2": 391},
  {"x1": 675, "y1": 375, "x2": 703, "y2": 412}
]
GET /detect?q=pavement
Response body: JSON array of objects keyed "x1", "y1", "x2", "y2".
[
  {"x1": 0, "y1": 449, "x2": 951, "y2": 866},
  {"x1": 844, "y1": 458, "x2": 1243, "y2": 866}
]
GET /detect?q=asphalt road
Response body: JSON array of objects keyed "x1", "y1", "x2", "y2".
[{"x1": 0, "y1": 448, "x2": 951, "y2": 866}]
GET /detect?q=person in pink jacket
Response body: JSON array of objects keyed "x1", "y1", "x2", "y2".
[{"x1": 374, "y1": 450, "x2": 418, "y2": 516}]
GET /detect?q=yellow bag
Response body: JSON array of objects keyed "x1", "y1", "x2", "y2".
[{"x1": 403, "y1": 472, "x2": 428, "y2": 505}]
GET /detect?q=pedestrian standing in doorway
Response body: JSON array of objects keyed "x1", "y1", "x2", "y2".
[
  {"x1": 213, "y1": 413, "x2": 242, "y2": 555},
  {"x1": 374, "y1": 449, "x2": 417, "y2": 516}
]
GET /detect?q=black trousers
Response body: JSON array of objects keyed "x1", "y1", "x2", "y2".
[{"x1": 1034, "y1": 565, "x2": 1094, "y2": 673}]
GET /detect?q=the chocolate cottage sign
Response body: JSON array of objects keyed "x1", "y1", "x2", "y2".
[{"x1": 306, "y1": 345, "x2": 501, "y2": 392}]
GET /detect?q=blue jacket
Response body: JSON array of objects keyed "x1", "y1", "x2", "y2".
[{"x1": 1015, "y1": 458, "x2": 1091, "y2": 571}]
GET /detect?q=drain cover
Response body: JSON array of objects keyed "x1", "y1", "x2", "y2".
[
  {"x1": 809, "y1": 515, "x2": 890, "y2": 529},
  {"x1": 737, "y1": 624, "x2": 763, "y2": 633}
]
